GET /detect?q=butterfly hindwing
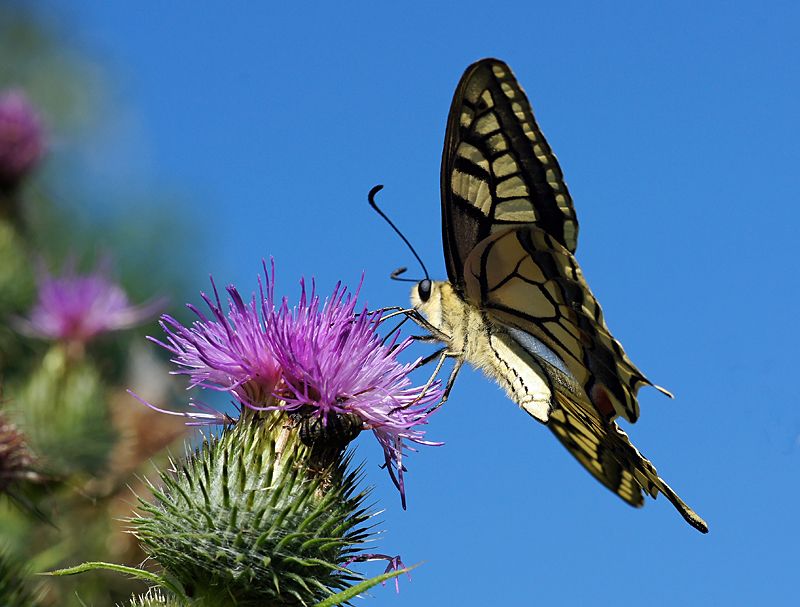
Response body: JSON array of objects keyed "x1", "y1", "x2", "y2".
[
  {"x1": 549, "y1": 391, "x2": 708, "y2": 533},
  {"x1": 441, "y1": 58, "x2": 579, "y2": 292},
  {"x1": 463, "y1": 224, "x2": 656, "y2": 423}
]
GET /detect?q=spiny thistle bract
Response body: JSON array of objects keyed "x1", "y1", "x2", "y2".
[
  {"x1": 123, "y1": 587, "x2": 177, "y2": 606},
  {"x1": 16, "y1": 345, "x2": 116, "y2": 477},
  {"x1": 132, "y1": 411, "x2": 373, "y2": 606}
]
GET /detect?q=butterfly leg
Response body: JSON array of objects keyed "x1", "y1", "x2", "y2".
[
  {"x1": 378, "y1": 307, "x2": 414, "y2": 321},
  {"x1": 377, "y1": 308, "x2": 446, "y2": 347},
  {"x1": 374, "y1": 306, "x2": 442, "y2": 337},
  {"x1": 382, "y1": 307, "x2": 452, "y2": 342},
  {"x1": 410, "y1": 334, "x2": 442, "y2": 343},
  {"x1": 391, "y1": 347, "x2": 458, "y2": 415},
  {"x1": 399, "y1": 348, "x2": 449, "y2": 414},
  {"x1": 414, "y1": 346, "x2": 447, "y2": 369},
  {"x1": 380, "y1": 315, "x2": 411, "y2": 346},
  {"x1": 371, "y1": 305, "x2": 408, "y2": 315},
  {"x1": 440, "y1": 355, "x2": 464, "y2": 406},
  {"x1": 424, "y1": 353, "x2": 464, "y2": 414}
]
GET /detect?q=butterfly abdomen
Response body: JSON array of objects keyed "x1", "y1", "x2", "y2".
[{"x1": 482, "y1": 328, "x2": 555, "y2": 423}]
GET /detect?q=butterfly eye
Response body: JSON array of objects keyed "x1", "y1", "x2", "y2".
[{"x1": 417, "y1": 279, "x2": 432, "y2": 302}]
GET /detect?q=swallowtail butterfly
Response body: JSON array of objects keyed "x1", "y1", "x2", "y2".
[{"x1": 411, "y1": 58, "x2": 707, "y2": 533}]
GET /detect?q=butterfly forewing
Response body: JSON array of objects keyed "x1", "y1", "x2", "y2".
[{"x1": 441, "y1": 58, "x2": 579, "y2": 291}]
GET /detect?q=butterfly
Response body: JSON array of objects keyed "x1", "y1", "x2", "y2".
[{"x1": 409, "y1": 58, "x2": 708, "y2": 533}]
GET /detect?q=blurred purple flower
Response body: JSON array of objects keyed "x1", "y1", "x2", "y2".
[
  {"x1": 0, "y1": 89, "x2": 45, "y2": 191},
  {"x1": 147, "y1": 262, "x2": 442, "y2": 507},
  {"x1": 17, "y1": 260, "x2": 165, "y2": 344}
]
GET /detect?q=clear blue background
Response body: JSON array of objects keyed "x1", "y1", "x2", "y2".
[{"x1": 37, "y1": 2, "x2": 800, "y2": 605}]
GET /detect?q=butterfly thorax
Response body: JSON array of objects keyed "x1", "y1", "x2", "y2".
[{"x1": 411, "y1": 280, "x2": 579, "y2": 423}]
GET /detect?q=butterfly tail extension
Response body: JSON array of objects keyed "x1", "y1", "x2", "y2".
[
  {"x1": 652, "y1": 383, "x2": 675, "y2": 399},
  {"x1": 610, "y1": 422, "x2": 708, "y2": 533},
  {"x1": 550, "y1": 392, "x2": 708, "y2": 533}
]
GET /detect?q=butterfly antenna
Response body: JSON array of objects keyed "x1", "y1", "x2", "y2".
[{"x1": 368, "y1": 184, "x2": 430, "y2": 282}]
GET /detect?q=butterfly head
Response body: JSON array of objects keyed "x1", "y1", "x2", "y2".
[
  {"x1": 410, "y1": 279, "x2": 465, "y2": 339},
  {"x1": 416, "y1": 278, "x2": 432, "y2": 303},
  {"x1": 411, "y1": 278, "x2": 442, "y2": 324}
]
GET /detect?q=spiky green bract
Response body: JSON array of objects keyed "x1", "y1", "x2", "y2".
[
  {"x1": 0, "y1": 549, "x2": 43, "y2": 607},
  {"x1": 132, "y1": 411, "x2": 373, "y2": 606},
  {"x1": 123, "y1": 587, "x2": 180, "y2": 606},
  {"x1": 16, "y1": 345, "x2": 116, "y2": 477}
]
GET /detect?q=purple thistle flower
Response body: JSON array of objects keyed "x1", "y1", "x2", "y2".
[
  {"x1": 146, "y1": 262, "x2": 443, "y2": 507},
  {"x1": 17, "y1": 260, "x2": 165, "y2": 344},
  {"x1": 0, "y1": 89, "x2": 45, "y2": 191},
  {"x1": 149, "y1": 269, "x2": 282, "y2": 409}
]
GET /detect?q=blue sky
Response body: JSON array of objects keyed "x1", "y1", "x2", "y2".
[{"x1": 36, "y1": 2, "x2": 800, "y2": 604}]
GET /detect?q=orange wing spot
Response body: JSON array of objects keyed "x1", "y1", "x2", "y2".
[{"x1": 590, "y1": 384, "x2": 615, "y2": 421}]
